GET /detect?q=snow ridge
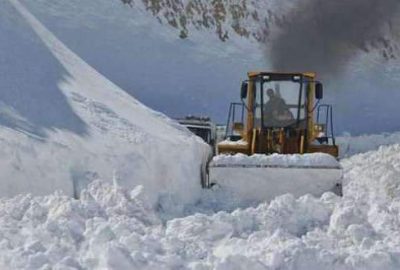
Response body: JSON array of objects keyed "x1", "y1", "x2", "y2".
[
  {"x1": 1, "y1": 0, "x2": 210, "y2": 208},
  {"x1": 120, "y1": 0, "x2": 280, "y2": 42},
  {"x1": 3, "y1": 140, "x2": 400, "y2": 270}
]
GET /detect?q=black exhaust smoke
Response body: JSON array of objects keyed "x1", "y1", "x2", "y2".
[{"x1": 269, "y1": 0, "x2": 400, "y2": 77}]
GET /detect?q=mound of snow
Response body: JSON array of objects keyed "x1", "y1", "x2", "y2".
[
  {"x1": 0, "y1": 0, "x2": 209, "y2": 208},
  {"x1": 3, "y1": 0, "x2": 400, "y2": 269},
  {"x1": 4, "y1": 142, "x2": 400, "y2": 270},
  {"x1": 0, "y1": 181, "x2": 161, "y2": 269},
  {"x1": 338, "y1": 131, "x2": 400, "y2": 157}
]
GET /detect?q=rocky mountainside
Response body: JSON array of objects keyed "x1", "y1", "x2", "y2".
[
  {"x1": 120, "y1": 0, "x2": 285, "y2": 42},
  {"x1": 120, "y1": 0, "x2": 399, "y2": 61}
]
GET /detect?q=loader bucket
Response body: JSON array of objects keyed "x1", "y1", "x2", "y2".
[{"x1": 208, "y1": 153, "x2": 342, "y2": 202}]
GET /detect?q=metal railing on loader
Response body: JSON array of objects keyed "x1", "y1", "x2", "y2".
[
  {"x1": 224, "y1": 102, "x2": 245, "y2": 141},
  {"x1": 316, "y1": 104, "x2": 336, "y2": 145}
]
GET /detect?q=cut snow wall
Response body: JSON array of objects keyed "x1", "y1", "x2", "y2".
[{"x1": 0, "y1": 0, "x2": 210, "y2": 208}]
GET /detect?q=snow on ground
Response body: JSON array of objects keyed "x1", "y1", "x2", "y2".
[
  {"x1": 3, "y1": 0, "x2": 400, "y2": 269},
  {"x1": 2, "y1": 141, "x2": 400, "y2": 269},
  {"x1": 0, "y1": 0, "x2": 210, "y2": 208},
  {"x1": 1, "y1": 128, "x2": 400, "y2": 269},
  {"x1": 337, "y1": 131, "x2": 400, "y2": 158}
]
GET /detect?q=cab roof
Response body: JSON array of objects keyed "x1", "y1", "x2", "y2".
[{"x1": 247, "y1": 71, "x2": 316, "y2": 79}]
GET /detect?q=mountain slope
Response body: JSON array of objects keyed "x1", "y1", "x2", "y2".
[
  {"x1": 13, "y1": 0, "x2": 265, "y2": 126},
  {"x1": 10, "y1": 0, "x2": 400, "y2": 135}
]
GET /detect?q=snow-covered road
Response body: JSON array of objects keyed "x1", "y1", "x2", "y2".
[{"x1": 1, "y1": 143, "x2": 400, "y2": 270}]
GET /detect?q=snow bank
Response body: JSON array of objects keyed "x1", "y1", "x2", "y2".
[
  {"x1": 0, "y1": 181, "x2": 162, "y2": 269},
  {"x1": 2, "y1": 143, "x2": 400, "y2": 269},
  {"x1": 3, "y1": 0, "x2": 400, "y2": 269},
  {"x1": 4, "y1": 142, "x2": 400, "y2": 270},
  {"x1": 337, "y1": 131, "x2": 400, "y2": 157},
  {"x1": 196, "y1": 144, "x2": 400, "y2": 269},
  {"x1": 0, "y1": 0, "x2": 210, "y2": 208}
]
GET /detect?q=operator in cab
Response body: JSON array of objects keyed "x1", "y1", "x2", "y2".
[{"x1": 263, "y1": 88, "x2": 294, "y2": 127}]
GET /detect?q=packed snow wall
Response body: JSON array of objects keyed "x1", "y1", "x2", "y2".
[
  {"x1": 0, "y1": 0, "x2": 210, "y2": 207},
  {"x1": 1, "y1": 143, "x2": 400, "y2": 269}
]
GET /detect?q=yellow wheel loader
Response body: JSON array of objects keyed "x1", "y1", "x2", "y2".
[{"x1": 206, "y1": 72, "x2": 342, "y2": 201}]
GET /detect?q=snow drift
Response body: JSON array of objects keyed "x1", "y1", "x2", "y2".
[
  {"x1": 337, "y1": 131, "x2": 400, "y2": 158},
  {"x1": 3, "y1": 0, "x2": 400, "y2": 269},
  {"x1": 0, "y1": 0, "x2": 209, "y2": 207},
  {"x1": 2, "y1": 142, "x2": 400, "y2": 269}
]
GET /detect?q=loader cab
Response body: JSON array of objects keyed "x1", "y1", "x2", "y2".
[
  {"x1": 219, "y1": 71, "x2": 338, "y2": 158},
  {"x1": 252, "y1": 73, "x2": 310, "y2": 130}
]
